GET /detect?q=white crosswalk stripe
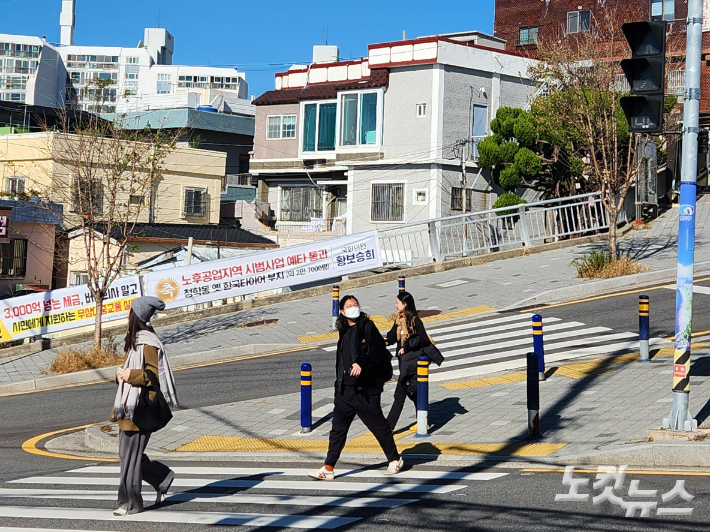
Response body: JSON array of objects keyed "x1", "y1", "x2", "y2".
[
  {"x1": 322, "y1": 312, "x2": 670, "y2": 382},
  {"x1": 0, "y1": 465, "x2": 509, "y2": 530}
]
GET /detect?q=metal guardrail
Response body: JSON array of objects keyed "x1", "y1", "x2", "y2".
[{"x1": 378, "y1": 192, "x2": 612, "y2": 267}]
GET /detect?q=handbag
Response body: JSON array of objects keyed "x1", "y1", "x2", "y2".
[{"x1": 132, "y1": 369, "x2": 173, "y2": 432}]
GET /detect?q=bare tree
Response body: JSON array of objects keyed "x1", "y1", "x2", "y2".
[
  {"x1": 528, "y1": 6, "x2": 677, "y2": 258},
  {"x1": 43, "y1": 80, "x2": 182, "y2": 347}
]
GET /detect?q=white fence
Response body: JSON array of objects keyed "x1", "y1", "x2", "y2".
[{"x1": 378, "y1": 193, "x2": 618, "y2": 267}]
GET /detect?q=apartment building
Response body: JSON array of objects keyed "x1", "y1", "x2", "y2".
[
  {"x1": 0, "y1": 1, "x2": 251, "y2": 115},
  {"x1": 250, "y1": 36, "x2": 536, "y2": 236}
]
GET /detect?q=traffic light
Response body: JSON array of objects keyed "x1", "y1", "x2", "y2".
[
  {"x1": 620, "y1": 21, "x2": 667, "y2": 134},
  {"x1": 699, "y1": 129, "x2": 709, "y2": 155}
]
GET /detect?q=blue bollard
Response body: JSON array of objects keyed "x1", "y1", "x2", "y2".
[
  {"x1": 415, "y1": 356, "x2": 430, "y2": 437},
  {"x1": 532, "y1": 314, "x2": 546, "y2": 381},
  {"x1": 332, "y1": 285, "x2": 340, "y2": 331},
  {"x1": 398, "y1": 275, "x2": 406, "y2": 292},
  {"x1": 300, "y1": 362, "x2": 312, "y2": 433},
  {"x1": 527, "y1": 352, "x2": 540, "y2": 437},
  {"x1": 639, "y1": 295, "x2": 650, "y2": 362}
]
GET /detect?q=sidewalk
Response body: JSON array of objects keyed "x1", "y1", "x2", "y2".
[
  {"x1": 3, "y1": 197, "x2": 709, "y2": 390},
  {"x1": 78, "y1": 340, "x2": 710, "y2": 468}
]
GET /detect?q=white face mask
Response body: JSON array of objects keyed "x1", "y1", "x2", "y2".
[{"x1": 343, "y1": 306, "x2": 361, "y2": 319}]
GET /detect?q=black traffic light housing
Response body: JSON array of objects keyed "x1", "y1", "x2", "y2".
[
  {"x1": 620, "y1": 21, "x2": 667, "y2": 134},
  {"x1": 699, "y1": 129, "x2": 709, "y2": 155}
]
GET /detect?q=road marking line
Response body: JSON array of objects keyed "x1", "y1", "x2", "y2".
[
  {"x1": 430, "y1": 318, "x2": 564, "y2": 343},
  {"x1": 522, "y1": 276, "x2": 710, "y2": 312},
  {"x1": 0, "y1": 506, "x2": 359, "y2": 530},
  {"x1": 22, "y1": 424, "x2": 117, "y2": 463},
  {"x1": 664, "y1": 285, "x2": 710, "y2": 295},
  {"x1": 426, "y1": 313, "x2": 534, "y2": 335},
  {"x1": 69, "y1": 466, "x2": 509, "y2": 481},
  {"x1": 521, "y1": 468, "x2": 710, "y2": 476},
  {"x1": 0, "y1": 488, "x2": 414, "y2": 508},
  {"x1": 424, "y1": 332, "x2": 639, "y2": 372},
  {"x1": 429, "y1": 338, "x2": 667, "y2": 382},
  {"x1": 8, "y1": 477, "x2": 467, "y2": 494}
]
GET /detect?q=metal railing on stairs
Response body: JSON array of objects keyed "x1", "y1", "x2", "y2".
[{"x1": 378, "y1": 192, "x2": 613, "y2": 267}]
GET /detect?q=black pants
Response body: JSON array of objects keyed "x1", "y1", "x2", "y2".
[
  {"x1": 386, "y1": 375, "x2": 417, "y2": 430},
  {"x1": 325, "y1": 385, "x2": 400, "y2": 467}
]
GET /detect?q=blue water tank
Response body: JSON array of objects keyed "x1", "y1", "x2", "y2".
[{"x1": 197, "y1": 105, "x2": 218, "y2": 113}]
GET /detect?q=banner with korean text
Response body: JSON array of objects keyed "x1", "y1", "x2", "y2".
[
  {"x1": 0, "y1": 276, "x2": 141, "y2": 342},
  {"x1": 144, "y1": 231, "x2": 383, "y2": 309}
]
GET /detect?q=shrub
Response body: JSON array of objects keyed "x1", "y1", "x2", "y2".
[
  {"x1": 492, "y1": 193, "x2": 527, "y2": 216},
  {"x1": 476, "y1": 136, "x2": 502, "y2": 169},
  {"x1": 513, "y1": 148, "x2": 543, "y2": 178},
  {"x1": 45, "y1": 337, "x2": 123, "y2": 375},
  {"x1": 514, "y1": 115, "x2": 538, "y2": 148},
  {"x1": 571, "y1": 249, "x2": 648, "y2": 279},
  {"x1": 491, "y1": 107, "x2": 523, "y2": 139},
  {"x1": 499, "y1": 141, "x2": 520, "y2": 163},
  {"x1": 499, "y1": 167, "x2": 522, "y2": 191}
]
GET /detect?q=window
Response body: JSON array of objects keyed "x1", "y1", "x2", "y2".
[
  {"x1": 69, "y1": 71, "x2": 81, "y2": 84},
  {"x1": 281, "y1": 187, "x2": 323, "y2": 221},
  {"x1": 126, "y1": 57, "x2": 140, "y2": 64},
  {"x1": 471, "y1": 105, "x2": 488, "y2": 158},
  {"x1": 371, "y1": 183, "x2": 404, "y2": 222},
  {"x1": 71, "y1": 271, "x2": 89, "y2": 286},
  {"x1": 518, "y1": 26, "x2": 539, "y2": 46},
  {"x1": 282, "y1": 115, "x2": 296, "y2": 138},
  {"x1": 158, "y1": 73, "x2": 171, "y2": 81},
  {"x1": 125, "y1": 72, "x2": 138, "y2": 80},
  {"x1": 414, "y1": 189, "x2": 427, "y2": 204},
  {"x1": 184, "y1": 187, "x2": 207, "y2": 217},
  {"x1": 567, "y1": 10, "x2": 591, "y2": 34},
  {"x1": 129, "y1": 195, "x2": 145, "y2": 205},
  {"x1": 266, "y1": 115, "x2": 297, "y2": 140},
  {"x1": 267, "y1": 116, "x2": 281, "y2": 139},
  {"x1": 451, "y1": 187, "x2": 474, "y2": 211},
  {"x1": 302, "y1": 102, "x2": 337, "y2": 152},
  {"x1": 416, "y1": 103, "x2": 426, "y2": 117},
  {"x1": 651, "y1": 0, "x2": 675, "y2": 21},
  {"x1": 71, "y1": 178, "x2": 103, "y2": 214},
  {"x1": 0, "y1": 239, "x2": 27, "y2": 278},
  {"x1": 6, "y1": 176, "x2": 25, "y2": 195},
  {"x1": 340, "y1": 92, "x2": 379, "y2": 146}
]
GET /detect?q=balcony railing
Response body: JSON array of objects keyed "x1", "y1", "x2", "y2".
[{"x1": 0, "y1": 50, "x2": 40, "y2": 59}]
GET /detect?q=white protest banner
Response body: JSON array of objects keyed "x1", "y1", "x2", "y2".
[
  {"x1": 144, "y1": 231, "x2": 383, "y2": 309},
  {"x1": 0, "y1": 276, "x2": 141, "y2": 342}
]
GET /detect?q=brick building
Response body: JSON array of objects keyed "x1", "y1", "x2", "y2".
[{"x1": 494, "y1": 0, "x2": 710, "y2": 111}]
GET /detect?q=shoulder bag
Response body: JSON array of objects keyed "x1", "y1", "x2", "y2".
[{"x1": 132, "y1": 369, "x2": 173, "y2": 432}]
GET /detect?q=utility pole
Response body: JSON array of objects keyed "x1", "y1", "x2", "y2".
[
  {"x1": 186, "y1": 236, "x2": 194, "y2": 266},
  {"x1": 664, "y1": 0, "x2": 702, "y2": 432}
]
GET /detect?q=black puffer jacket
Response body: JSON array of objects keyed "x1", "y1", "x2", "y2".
[
  {"x1": 386, "y1": 316, "x2": 431, "y2": 379},
  {"x1": 335, "y1": 317, "x2": 389, "y2": 395}
]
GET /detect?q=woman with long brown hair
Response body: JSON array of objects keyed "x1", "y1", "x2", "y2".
[{"x1": 110, "y1": 296, "x2": 178, "y2": 515}]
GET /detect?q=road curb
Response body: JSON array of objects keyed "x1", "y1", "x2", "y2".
[
  {"x1": 502, "y1": 261, "x2": 710, "y2": 311},
  {"x1": 0, "y1": 343, "x2": 304, "y2": 397},
  {"x1": 554, "y1": 440, "x2": 710, "y2": 467}
]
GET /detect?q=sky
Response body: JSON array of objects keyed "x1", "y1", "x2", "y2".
[{"x1": 0, "y1": 0, "x2": 495, "y2": 97}]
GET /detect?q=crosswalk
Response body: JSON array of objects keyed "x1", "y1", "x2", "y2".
[
  {"x1": 322, "y1": 312, "x2": 667, "y2": 382},
  {"x1": 0, "y1": 465, "x2": 509, "y2": 530}
]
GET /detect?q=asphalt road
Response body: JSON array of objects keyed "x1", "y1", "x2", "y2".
[{"x1": 3, "y1": 279, "x2": 710, "y2": 530}]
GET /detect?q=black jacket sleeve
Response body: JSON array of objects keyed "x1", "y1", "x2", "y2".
[
  {"x1": 354, "y1": 319, "x2": 387, "y2": 371},
  {"x1": 405, "y1": 317, "x2": 431, "y2": 352},
  {"x1": 385, "y1": 323, "x2": 398, "y2": 346}
]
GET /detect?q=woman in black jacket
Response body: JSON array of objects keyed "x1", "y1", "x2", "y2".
[
  {"x1": 308, "y1": 294, "x2": 403, "y2": 480},
  {"x1": 386, "y1": 291, "x2": 431, "y2": 431}
]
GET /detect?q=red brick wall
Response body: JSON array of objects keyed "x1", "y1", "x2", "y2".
[{"x1": 494, "y1": 0, "x2": 710, "y2": 111}]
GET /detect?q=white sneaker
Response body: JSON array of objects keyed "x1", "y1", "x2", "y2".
[
  {"x1": 384, "y1": 456, "x2": 404, "y2": 475},
  {"x1": 113, "y1": 507, "x2": 128, "y2": 516},
  {"x1": 307, "y1": 466, "x2": 334, "y2": 480}
]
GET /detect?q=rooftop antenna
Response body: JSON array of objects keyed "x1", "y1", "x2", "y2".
[{"x1": 157, "y1": 5, "x2": 161, "y2": 27}]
